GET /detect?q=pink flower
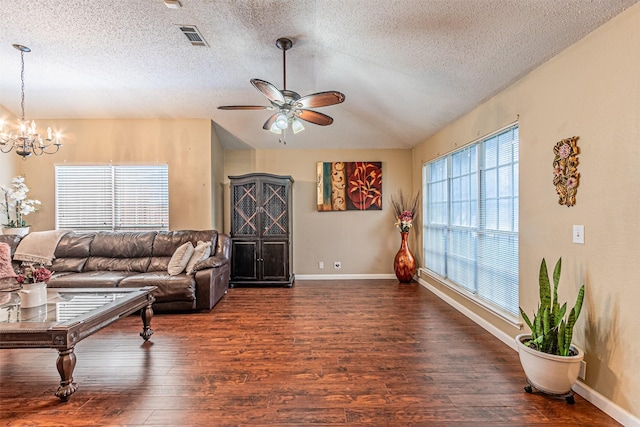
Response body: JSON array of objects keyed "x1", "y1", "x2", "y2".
[
  {"x1": 558, "y1": 143, "x2": 571, "y2": 159},
  {"x1": 33, "y1": 267, "x2": 52, "y2": 283},
  {"x1": 399, "y1": 210, "x2": 413, "y2": 221},
  {"x1": 17, "y1": 264, "x2": 52, "y2": 284}
]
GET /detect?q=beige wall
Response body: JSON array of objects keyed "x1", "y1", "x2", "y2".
[
  {"x1": 413, "y1": 3, "x2": 640, "y2": 418},
  {"x1": 224, "y1": 148, "x2": 414, "y2": 275},
  {"x1": 210, "y1": 121, "x2": 225, "y2": 231},
  {"x1": 14, "y1": 118, "x2": 216, "y2": 232},
  {"x1": 0, "y1": 105, "x2": 19, "y2": 202},
  {"x1": 0, "y1": 105, "x2": 20, "y2": 231}
]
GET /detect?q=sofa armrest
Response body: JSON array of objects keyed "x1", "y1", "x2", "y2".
[
  {"x1": 193, "y1": 257, "x2": 230, "y2": 311},
  {"x1": 192, "y1": 255, "x2": 228, "y2": 272},
  {"x1": 216, "y1": 233, "x2": 231, "y2": 261}
]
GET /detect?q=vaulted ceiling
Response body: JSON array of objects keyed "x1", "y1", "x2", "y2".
[{"x1": 0, "y1": 0, "x2": 636, "y2": 150}]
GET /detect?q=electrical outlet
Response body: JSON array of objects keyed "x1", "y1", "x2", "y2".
[
  {"x1": 579, "y1": 360, "x2": 586, "y2": 380},
  {"x1": 334, "y1": 261, "x2": 342, "y2": 269},
  {"x1": 319, "y1": 261, "x2": 324, "y2": 269},
  {"x1": 573, "y1": 225, "x2": 585, "y2": 244}
]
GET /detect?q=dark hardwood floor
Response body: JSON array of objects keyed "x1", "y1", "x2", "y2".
[{"x1": 0, "y1": 280, "x2": 619, "y2": 426}]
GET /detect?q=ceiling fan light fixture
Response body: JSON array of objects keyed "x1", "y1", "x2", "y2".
[
  {"x1": 275, "y1": 112, "x2": 289, "y2": 130},
  {"x1": 269, "y1": 122, "x2": 283, "y2": 134},
  {"x1": 291, "y1": 118, "x2": 305, "y2": 134}
]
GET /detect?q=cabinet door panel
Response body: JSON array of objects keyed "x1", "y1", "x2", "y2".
[
  {"x1": 262, "y1": 181, "x2": 289, "y2": 237},
  {"x1": 231, "y1": 182, "x2": 258, "y2": 237},
  {"x1": 232, "y1": 241, "x2": 257, "y2": 280},
  {"x1": 261, "y1": 241, "x2": 288, "y2": 280}
]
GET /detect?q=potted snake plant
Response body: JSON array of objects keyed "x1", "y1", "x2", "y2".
[{"x1": 516, "y1": 257, "x2": 585, "y2": 402}]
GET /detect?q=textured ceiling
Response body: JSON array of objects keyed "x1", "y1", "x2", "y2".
[{"x1": 0, "y1": 0, "x2": 636, "y2": 150}]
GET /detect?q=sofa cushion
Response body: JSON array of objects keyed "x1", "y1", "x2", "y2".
[
  {"x1": 48, "y1": 271, "x2": 138, "y2": 288},
  {"x1": 84, "y1": 231, "x2": 155, "y2": 272},
  {"x1": 0, "y1": 242, "x2": 17, "y2": 290},
  {"x1": 0, "y1": 243, "x2": 16, "y2": 279},
  {"x1": 54, "y1": 232, "x2": 94, "y2": 258},
  {"x1": 50, "y1": 257, "x2": 88, "y2": 273},
  {"x1": 148, "y1": 230, "x2": 218, "y2": 272},
  {"x1": 168, "y1": 242, "x2": 194, "y2": 275},
  {"x1": 185, "y1": 240, "x2": 211, "y2": 275},
  {"x1": 119, "y1": 272, "x2": 196, "y2": 304},
  {"x1": 0, "y1": 235, "x2": 23, "y2": 255},
  {"x1": 0, "y1": 234, "x2": 24, "y2": 275},
  {"x1": 85, "y1": 257, "x2": 152, "y2": 272}
]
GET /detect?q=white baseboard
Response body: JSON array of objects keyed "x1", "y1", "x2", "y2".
[
  {"x1": 417, "y1": 277, "x2": 517, "y2": 351},
  {"x1": 417, "y1": 277, "x2": 640, "y2": 427},
  {"x1": 296, "y1": 273, "x2": 396, "y2": 280},
  {"x1": 572, "y1": 381, "x2": 640, "y2": 427}
]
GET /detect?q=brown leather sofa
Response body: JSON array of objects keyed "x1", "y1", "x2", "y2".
[{"x1": 1, "y1": 230, "x2": 230, "y2": 312}]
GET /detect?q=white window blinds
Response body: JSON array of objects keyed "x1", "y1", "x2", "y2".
[
  {"x1": 423, "y1": 124, "x2": 519, "y2": 317},
  {"x1": 55, "y1": 165, "x2": 169, "y2": 232}
]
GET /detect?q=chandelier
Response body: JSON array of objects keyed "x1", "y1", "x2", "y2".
[{"x1": 0, "y1": 44, "x2": 62, "y2": 159}]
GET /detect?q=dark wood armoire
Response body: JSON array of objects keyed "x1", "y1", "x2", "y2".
[{"x1": 228, "y1": 173, "x2": 294, "y2": 287}]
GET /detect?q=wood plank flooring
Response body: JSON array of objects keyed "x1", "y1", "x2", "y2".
[{"x1": 0, "y1": 280, "x2": 620, "y2": 426}]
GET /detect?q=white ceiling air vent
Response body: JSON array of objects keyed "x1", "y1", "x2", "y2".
[
  {"x1": 178, "y1": 25, "x2": 208, "y2": 47},
  {"x1": 164, "y1": 0, "x2": 182, "y2": 8}
]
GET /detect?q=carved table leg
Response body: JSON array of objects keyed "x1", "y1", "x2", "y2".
[
  {"x1": 140, "y1": 299, "x2": 154, "y2": 341},
  {"x1": 55, "y1": 348, "x2": 78, "y2": 401}
]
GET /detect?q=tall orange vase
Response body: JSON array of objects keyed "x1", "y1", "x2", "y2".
[{"x1": 394, "y1": 231, "x2": 416, "y2": 283}]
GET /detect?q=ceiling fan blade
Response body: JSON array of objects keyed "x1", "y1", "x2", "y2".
[
  {"x1": 295, "y1": 109, "x2": 334, "y2": 126},
  {"x1": 218, "y1": 105, "x2": 271, "y2": 110},
  {"x1": 251, "y1": 79, "x2": 285, "y2": 105},
  {"x1": 262, "y1": 113, "x2": 279, "y2": 130},
  {"x1": 296, "y1": 91, "x2": 345, "y2": 109}
]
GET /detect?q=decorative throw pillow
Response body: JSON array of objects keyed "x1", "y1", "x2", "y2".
[
  {"x1": 0, "y1": 243, "x2": 17, "y2": 279},
  {"x1": 185, "y1": 240, "x2": 212, "y2": 275},
  {"x1": 167, "y1": 241, "x2": 194, "y2": 276}
]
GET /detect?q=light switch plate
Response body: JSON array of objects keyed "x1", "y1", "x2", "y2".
[{"x1": 573, "y1": 225, "x2": 585, "y2": 244}]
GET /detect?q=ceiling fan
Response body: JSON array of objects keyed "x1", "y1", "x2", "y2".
[{"x1": 218, "y1": 37, "x2": 345, "y2": 143}]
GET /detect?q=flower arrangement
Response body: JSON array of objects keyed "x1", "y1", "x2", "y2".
[
  {"x1": 1, "y1": 175, "x2": 41, "y2": 228},
  {"x1": 553, "y1": 136, "x2": 579, "y2": 207},
  {"x1": 16, "y1": 264, "x2": 52, "y2": 285},
  {"x1": 390, "y1": 191, "x2": 420, "y2": 233}
]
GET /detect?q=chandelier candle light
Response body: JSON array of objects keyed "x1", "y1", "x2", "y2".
[
  {"x1": 391, "y1": 191, "x2": 420, "y2": 283},
  {"x1": 0, "y1": 44, "x2": 62, "y2": 159}
]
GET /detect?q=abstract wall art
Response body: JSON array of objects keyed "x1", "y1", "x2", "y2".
[{"x1": 316, "y1": 161, "x2": 382, "y2": 211}]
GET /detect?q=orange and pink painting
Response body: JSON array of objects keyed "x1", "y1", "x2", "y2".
[{"x1": 316, "y1": 161, "x2": 382, "y2": 211}]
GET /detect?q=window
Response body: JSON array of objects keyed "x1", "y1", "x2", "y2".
[
  {"x1": 55, "y1": 165, "x2": 169, "y2": 231},
  {"x1": 423, "y1": 124, "x2": 519, "y2": 317}
]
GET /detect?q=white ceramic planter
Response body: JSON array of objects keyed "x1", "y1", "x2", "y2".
[
  {"x1": 19, "y1": 282, "x2": 47, "y2": 308},
  {"x1": 515, "y1": 333, "x2": 584, "y2": 395},
  {"x1": 2, "y1": 226, "x2": 30, "y2": 236}
]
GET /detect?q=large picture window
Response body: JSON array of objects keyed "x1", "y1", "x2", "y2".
[
  {"x1": 55, "y1": 165, "x2": 169, "y2": 232},
  {"x1": 423, "y1": 124, "x2": 519, "y2": 317}
]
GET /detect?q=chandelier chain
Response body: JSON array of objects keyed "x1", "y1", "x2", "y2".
[{"x1": 20, "y1": 49, "x2": 26, "y2": 121}]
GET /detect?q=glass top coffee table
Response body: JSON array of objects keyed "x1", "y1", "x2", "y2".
[{"x1": 0, "y1": 286, "x2": 156, "y2": 401}]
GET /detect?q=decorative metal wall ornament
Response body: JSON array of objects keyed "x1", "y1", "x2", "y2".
[{"x1": 552, "y1": 136, "x2": 579, "y2": 207}]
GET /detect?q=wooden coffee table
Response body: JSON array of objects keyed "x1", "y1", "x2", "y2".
[{"x1": 0, "y1": 286, "x2": 156, "y2": 400}]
